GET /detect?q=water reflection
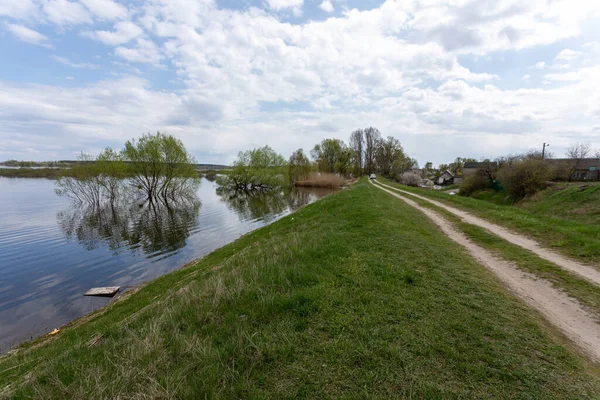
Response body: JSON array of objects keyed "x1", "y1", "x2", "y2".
[
  {"x1": 217, "y1": 186, "x2": 331, "y2": 222},
  {"x1": 57, "y1": 197, "x2": 201, "y2": 256},
  {"x1": 0, "y1": 178, "x2": 335, "y2": 353}
]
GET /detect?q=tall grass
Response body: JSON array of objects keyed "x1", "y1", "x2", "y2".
[{"x1": 294, "y1": 173, "x2": 348, "y2": 189}]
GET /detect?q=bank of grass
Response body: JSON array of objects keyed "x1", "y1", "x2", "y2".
[
  {"x1": 521, "y1": 183, "x2": 600, "y2": 225},
  {"x1": 0, "y1": 168, "x2": 68, "y2": 179},
  {"x1": 2, "y1": 179, "x2": 600, "y2": 398},
  {"x1": 380, "y1": 177, "x2": 600, "y2": 265}
]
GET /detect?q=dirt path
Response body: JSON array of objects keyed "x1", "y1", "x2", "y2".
[
  {"x1": 370, "y1": 179, "x2": 600, "y2": 363},
  {"x1": 373, "y1": 180, "x2": 600, "y2": 286}
]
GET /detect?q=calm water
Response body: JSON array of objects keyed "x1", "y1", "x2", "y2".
[{"x1": 0, "y1": 177, "x2": 333, "y2": 352}]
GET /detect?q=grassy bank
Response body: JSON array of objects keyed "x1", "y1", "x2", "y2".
[
  {"x1": 380, "y1": 178, "x2": 600, "y2": 265},
  {"x1": 0, "y1": 168, "x2": 68, "y2": 179},
  {"x1": 2, "y1": 179, "x2": 600, "y2": 398}
]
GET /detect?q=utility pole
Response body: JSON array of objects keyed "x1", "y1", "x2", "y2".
[{"x1": 542, "y1": 143, "x2": 550, "y2": 159}]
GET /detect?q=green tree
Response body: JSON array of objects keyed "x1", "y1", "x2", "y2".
[
  {"x1": 220, "y1": 146, "x2": 286, "y2": 190},
  {"x1": 375, "y1": 136, "x2": 405, "y2": 177},
  {"x1": 123, "y1": 132, "x2": 199, "y2": 201},
  {"x1": 364, "y1": 127, "x2": 381, "y2": 174},
  {"x1": 349, "y1": 129, "x2": 364, "y2": 176},
  {"x1": 95, "y1": 147, "x2": 126, "y2": 203},
  {"x1": 55, "y1": 152, "x2": 104, "y2": 207},
  {"x1": 311, "y1": 138, "x2": 351, "y2": 174},
  {"x1": 288, "y1": 149, "x2": 312, "y2": 183}
]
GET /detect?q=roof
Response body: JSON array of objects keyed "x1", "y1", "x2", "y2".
[
  {"x1": 463, "y1": 161, "x2": 497, "y2": 169},
  {"x1": 438, "y1": 170, "x2": 455, "y2": 178},
  {"x1": 551, "y1": 158, "x2": 600, "y2": 169}
]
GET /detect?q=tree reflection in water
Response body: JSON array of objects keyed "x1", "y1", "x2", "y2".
[
  {"x1": 216, "y1": 185, "x2": 331, "y2": 222},
  {"x1": 57, "y1": 192, "x2": 201, "y2": 257}
]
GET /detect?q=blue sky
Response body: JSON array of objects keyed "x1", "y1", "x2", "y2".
[{"x1": 1, "y1": 0, "x2": 599, "y2": 165}]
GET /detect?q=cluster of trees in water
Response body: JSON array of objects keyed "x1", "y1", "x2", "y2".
[
  {"x1": 55, "y1": 132, "x2": 199, "y2": 207},
  {"x1": 218, "y1": 127, "x2": 417, "y2": 191}
]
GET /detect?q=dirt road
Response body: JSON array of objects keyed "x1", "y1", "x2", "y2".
[
  {"x1": 373, "y1": 180, "x2": 600, "y2": 286},
  {"x1": 369, "y1": 179, "x2": 600, "y2": 363}
]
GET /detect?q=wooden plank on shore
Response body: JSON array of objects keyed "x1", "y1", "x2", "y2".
[{"x1": 84, "y1": 286, "x2": 120, "y2": 297}]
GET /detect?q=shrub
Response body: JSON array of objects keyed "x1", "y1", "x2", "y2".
[
  {"x1": 400, "y1": 172, "x2": 422, "y2": 187},
  {"x1": 459, "y1": 171, "x2": 491, "y2": 197},
  {"x1": 497, "y1": 159, "x2": 554, "y2": 201}
]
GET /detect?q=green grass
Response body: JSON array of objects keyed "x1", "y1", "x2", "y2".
[
  {"x1": 377, "y1": 180, "x2": 600, "y2": 321},
  {"x1": 521, "y1": 184, "x2": 600, "y2": 225},
  {"x1": 2, "y1": 179, "x2": 600, "y2": 398},
  {"x1": 380, "y1": 178, "x2": 600, "y2": 265},
  {"x1": 470, "y1": 189, "x2": 513, "y2": 205}
]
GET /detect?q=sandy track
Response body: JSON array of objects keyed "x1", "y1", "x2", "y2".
[
  {"x1": 373, "y1": 180, "x2": 600, "y2": 286},
  {"x1": 370, "y1": 179, "x2": 600, "y2": 363}
]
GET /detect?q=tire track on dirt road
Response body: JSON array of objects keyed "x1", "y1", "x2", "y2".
[
  {"x1": 373, "y1": 180, "x2": 600, "y2": 287},
  {"x1": 369, "y1": 179, "x2": 600, "y2": 363}
]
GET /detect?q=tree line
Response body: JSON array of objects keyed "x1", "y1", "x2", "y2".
[{"x1": 219, "y1": 127, "x2": 418, "y2": 191}]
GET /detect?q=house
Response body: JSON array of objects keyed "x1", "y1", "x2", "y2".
[
  {"x1": 435, "y1": 170, "x2": 455, "y2": 186},
  {"x1": 462, "y1": 161, "x2": 497, "y2": 177},
  {"x1": 550, "y1": 158, "x2": 600, "y2": 181}
]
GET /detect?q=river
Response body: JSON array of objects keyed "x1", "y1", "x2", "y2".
[{"x1": 0, "y1": 177, "x2": 334, "y2": 352}]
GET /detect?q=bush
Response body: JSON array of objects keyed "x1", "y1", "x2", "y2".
[
  {"x1": 497, "y1": 159, "x2": 554, "y2": 201},
  {"x1": 459, "y1": 171, "x2": 491, "y2": 197},
  {"x1": 400, "y1": 172, "x2": 422, "y2": 187}
]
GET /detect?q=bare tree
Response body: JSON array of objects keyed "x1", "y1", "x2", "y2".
[
  {"x1": 565, "y1": 142, "x2": 592, "y2": 181},
  {"x1": 349, "y1": 129, "x2": 364, "y2": 175},
  {"x1": 364, "y1": 127, "x2": 381, "y2": 174},
  {"x1": 566, "y1": 142, "x2": 591, "y2": 159}
]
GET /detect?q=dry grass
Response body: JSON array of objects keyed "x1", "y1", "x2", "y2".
[{"x1": 294, "y1": 173, "x2": 348, "y2": 189}]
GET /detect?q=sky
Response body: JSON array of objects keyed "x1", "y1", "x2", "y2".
[{"x1": 1, "y1": 0, "x2": 599, "y2": 166}]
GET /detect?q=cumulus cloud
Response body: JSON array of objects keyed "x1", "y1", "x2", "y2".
[
  {"x1": 83, "y1": 21, "x2": 144, "y2": 46},
  {"x1": 265, "y1": 0, "x2": 303, "y2": 11},
  {"x1": 115, "y1": 38, "x2": 163, "y2": 64},
  {"x1": 319, "y1": 1, "x2": 334, "y2": 13},
  {"x1": 0, "y1": 0, "x2": 600, "y2": 163},
  {"x1": 0, "y1": 0, "x2": 38, "y2": 19},
  {"x1": 5, "y1": 23, "x2": 51, "y2": 47},
  {"x1": 42, "y1": 0, "x2": 92, "y2": 26},
  {"x1": 80, "y1": 0, "x2": 127, "y2": 20},
  {"x1": 555, "y1": 49, "x2": 582, "y2": 61}
]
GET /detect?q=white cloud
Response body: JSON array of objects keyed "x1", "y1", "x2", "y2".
[
  {"x1": 5, "y1": 23, "x2": 51, "y2": 47},
  {"x1": 115, "y1": 38, "x2": 163, "y2": 64},
  {"x1": 319, "y1": 1, "x2": 334, "y2": 13},
  {"x1": 43, "y1": 0, "x2": 92, "y2": 26},
  {"x1": 83, "y1": 21, "x2": 144, "y2": 46},
  {"x1": 51, "y1": 55, "x2": 98, "y2": 68},
  {"x1": 555, "y1": 49, "x2": 582, "y2": 61},
  {"x1": 267, "y1": 0, "x2": 304, "y2": 11},
  {"x1": 0, "y1": 0, "x2": 38, "y2": 19},
  {"x1": 1, "y1": 0, "x2": 600, "y2": 163},
  {"x1": 80, "y1": 0, "x2": 127, "y2": 20}
]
